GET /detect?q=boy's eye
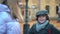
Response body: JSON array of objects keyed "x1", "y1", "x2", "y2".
[
  {"x1": 40, "y1": 15, "x2": 45, "y2": 17},
  {"x1": 40, "y1": 15, "x2": 46, "y2": 17},
  {"x1": 43, "y1": 16, "x2": 45, "y2": 17}
]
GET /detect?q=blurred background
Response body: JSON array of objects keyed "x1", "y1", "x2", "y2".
[{"x1": 0, "y1": 0, "x2": 60, "y2": 34}]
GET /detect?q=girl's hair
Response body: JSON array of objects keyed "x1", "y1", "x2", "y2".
[
  {"x1": 36, "y1": 14, "x2": 50, "y2": 21},
  {"x1": 13, "y1": 14, "x2": 17, "y2": 19},
  {"x1": 12, "y1": 12, "x2": 17, "y2": 19}
]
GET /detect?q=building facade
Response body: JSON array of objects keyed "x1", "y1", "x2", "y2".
[{"x1": 0, "y1": 0, "x2": 60, "y2": 22}]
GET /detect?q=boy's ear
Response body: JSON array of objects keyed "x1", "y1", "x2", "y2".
[{"x1": 46, "y1": 15, "x2": 49, "y2": 21}]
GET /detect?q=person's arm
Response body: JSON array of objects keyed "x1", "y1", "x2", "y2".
[
  {"x1": 0, "y1": 12, "x2": 9, "y2": 34},
  {"x1": 0, "y1": 18, "x2": 6, "y2": 34},
  {"x1": 51, "y1": 25, "x2": 60, "y2": 34},
  {"x1": 7, "y1": 22, "x2": 21, "y2": 34}
]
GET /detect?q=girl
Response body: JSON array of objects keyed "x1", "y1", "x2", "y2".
[
  {"x1": 0, "y1": 4, "x2": 21, "y2": 34},
  {"x1": 28, "y1": 10, "x2": 60, "y2": 34}
]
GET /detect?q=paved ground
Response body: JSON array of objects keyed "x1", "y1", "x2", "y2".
[{"x1": 20, "y1": 20, "x2": 60, "y2": 34}]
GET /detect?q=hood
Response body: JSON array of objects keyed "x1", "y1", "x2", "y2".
[{"x1": 0, "y1": 4, "x2": 10, "y2": 12}]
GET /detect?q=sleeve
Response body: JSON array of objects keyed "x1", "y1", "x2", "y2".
[
  {"x1": 0, "y1": 18, "x2": 6, "y2": 34},
  {"x1": 0, "y1": 13, "x2": 7, "y2": 34},
  {"x1": 7, "y1": 22, "x2": 21, "y2": 34},
  {"x1": 51, "y1": 25, "x2": 60, "y2": 34}
]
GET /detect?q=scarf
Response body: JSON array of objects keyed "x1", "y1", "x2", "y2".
[{"x1": 36, "y1": 20, "x2": 49, "y2": 31}]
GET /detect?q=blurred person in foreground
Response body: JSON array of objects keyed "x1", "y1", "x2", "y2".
[
  {"x1": 28, "y1": 10, "x2": 60, "y2": 34},
  {"x1": 0, "y1": 4, "x2": 21, "y2": 34}
]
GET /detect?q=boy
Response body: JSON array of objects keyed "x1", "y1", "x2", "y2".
[{"x1": 28, "y1": 10, "x2": 60, "y2": 34}]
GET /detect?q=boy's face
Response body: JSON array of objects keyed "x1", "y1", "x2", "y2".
[{"x1": 38, "y1": 15, "x2": 46, "y2": 23}]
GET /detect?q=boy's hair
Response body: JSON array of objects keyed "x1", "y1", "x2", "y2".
[{"x1": 36, "y1": 14, "x2": 49, "y2": 21}]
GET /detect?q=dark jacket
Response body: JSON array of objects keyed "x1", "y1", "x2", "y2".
[{"x1": 28, "y1": 23, "x2": 60, "y2": 34}]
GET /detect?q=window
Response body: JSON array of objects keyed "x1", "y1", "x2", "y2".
[
  {"x1": 56, "y1": 6, "x2": 59, "y2": 14},
  {"x1": 45, "y1": 5, "x2": 50, "y2": 14}
]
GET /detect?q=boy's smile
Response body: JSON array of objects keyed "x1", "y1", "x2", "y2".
[{"x1": 38, "y1": 15, "x2": 46, "y2": 23}]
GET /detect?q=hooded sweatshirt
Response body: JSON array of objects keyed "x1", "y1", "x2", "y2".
[
  {"x1": 0, "y1": 4, "x2": 12, "y2": 34},
  {"x1": 0, "y1": 4, "x2": 21, "y2": 34}
]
